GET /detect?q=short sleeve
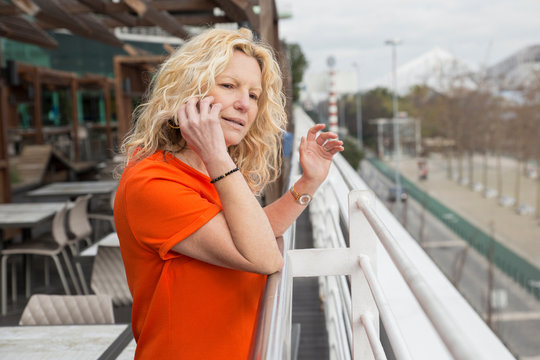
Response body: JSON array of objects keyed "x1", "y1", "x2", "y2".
[{"x1": 125, "y1": 172, "x2": 221, "y2": 260}]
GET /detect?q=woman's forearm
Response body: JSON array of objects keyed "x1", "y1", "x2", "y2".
[
  {"x1": 264, "y1": 176, "x2": 321, "y2": 236},
  {"x1": 207, "y1": 155, "x2": 283, "y2": 273}
]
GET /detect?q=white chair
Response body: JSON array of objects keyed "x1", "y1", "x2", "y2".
[
  {"x1": 91, "y1": 246, "x2": 132, "y2": 306},
  {"x1": 67, "y1": 194, "x2": 94, "y2": 256},
  {"x1": 1, "y1": 202, "x2": 81, "y2": 315},
  {"x1": 67, "y1": 194, "x2": 98, "y2": 295},
  {"x1": 88, "y1": 189, "x2": 116, "y2": 237},
  {"x1": 19, "y1": 294, "x2": 114, "y2": 325}
]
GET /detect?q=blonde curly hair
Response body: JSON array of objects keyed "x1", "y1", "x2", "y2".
[{"x1": 119, "y1": 28, "x2": 287, "y2": 194}]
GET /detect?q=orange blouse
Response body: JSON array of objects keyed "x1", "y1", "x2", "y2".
[{"x1": 114, "y1": 151, "x2": 266, "y2": 359}]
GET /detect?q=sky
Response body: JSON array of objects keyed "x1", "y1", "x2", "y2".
[{"x1": 275, "y1": 0, "x2": 540, "y2": 88}]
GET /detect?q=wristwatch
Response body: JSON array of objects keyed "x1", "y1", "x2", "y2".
[{"x1": 290, "y1": 184, "x2": 312, "y2": 206}]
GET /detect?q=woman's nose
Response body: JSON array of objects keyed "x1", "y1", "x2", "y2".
[{"x1": 233, "y1": 91, "x2": 250, "y2": 112}]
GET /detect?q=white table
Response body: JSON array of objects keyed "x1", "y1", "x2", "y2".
[
  {"x1": 27, "y1": 181, "x2": 118, "y2": 199},
  {"x1": 0, "y1": 203, "x2": 66, "y2": 229},
  {"x1": 80, "y1": 232, "x2": 119, "y2": 257},
  {"x1": 0, "y1": 324, "x2": 131, "y2": 360},
  {"x1": 0, "y1": 202, "x2": 67, "y2": 247}
]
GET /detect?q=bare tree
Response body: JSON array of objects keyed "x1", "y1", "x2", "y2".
[{"x1": 516, "y1": 69, "x2": 540, "y2": 216}]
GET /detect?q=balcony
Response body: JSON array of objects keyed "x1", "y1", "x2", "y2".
[{"x1": 251, "y1": 106, "x2": 517, "y2": 360}]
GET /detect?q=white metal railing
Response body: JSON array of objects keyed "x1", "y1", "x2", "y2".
[
  {"x1": 251, "y1": 107, "x2": 515, "y2": 360},
  {"x1": 250, "y1": 130, "x2": 301, "y2": 360}
]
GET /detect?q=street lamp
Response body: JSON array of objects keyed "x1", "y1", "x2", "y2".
[
  {"x1": 352, "y1": 62, "x2": 363, "y2": 150},
  {"x1": 385, "y1": 38, "x2": 403, "y2": 215}
]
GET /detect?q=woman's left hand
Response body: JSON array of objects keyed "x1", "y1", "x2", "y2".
[{"x1": 299, "y1": 124, "x2": 344, "y2": 186}]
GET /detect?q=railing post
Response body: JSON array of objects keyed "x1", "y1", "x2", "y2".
[
  {"x1": 349, "y1": 190, "x2": 379, "y2": 360},
  {"x1": 289, "y1": 189, "x2": 380, "y2": 360}
]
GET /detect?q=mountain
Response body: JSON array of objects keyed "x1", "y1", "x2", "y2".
[{"x1": 364, "y1": 47, "x2": 476, "y2": 95}]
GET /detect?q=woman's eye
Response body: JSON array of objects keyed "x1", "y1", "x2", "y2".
[
  {"x1": 250, "y1": 94, "x2": 259, "y2": 101},
  {"x1": 221, "y1": 83, "x2": 233, "y2": 89}
]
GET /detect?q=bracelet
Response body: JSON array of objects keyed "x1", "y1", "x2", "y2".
[{"x1": 210, "y1": 167, "x2": 240, "y2": 184}]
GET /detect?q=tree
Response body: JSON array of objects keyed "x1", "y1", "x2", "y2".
[
  {"x1": 287, "y1": 43, "x2": 308, "y2": 103},
  {"x1": 406, "y1": 84, "x2": 446, "y2": 139},
  {"x1": 360, "y1": 87, "x2": 394, "y2": 148}
]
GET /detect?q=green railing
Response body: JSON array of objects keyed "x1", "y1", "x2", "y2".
[{"x1": 368, "y1": 157, "x2": 540, "y2": 300}]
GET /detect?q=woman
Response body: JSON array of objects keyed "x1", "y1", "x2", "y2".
[{"x1": 114, "y1": 27, "x2": 343, "y2": 359}]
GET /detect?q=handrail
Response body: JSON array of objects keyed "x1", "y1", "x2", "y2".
[
  {"x1": 356, "y1": 199, "x2": 483, "y2": 360},
  {"x1": 250, "y1": 132, "x2": 301, "y2": 360},
  {"x1": 358, "y1": 255, "x2": 411, "y2": 360},
  {"x1": 360, "y1": 313, "x2": 386, "y2": 360}
]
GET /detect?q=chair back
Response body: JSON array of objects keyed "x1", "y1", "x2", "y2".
[
  {"x1": 19, "y1": 294, "x2": 114, "y2": 325},
  {"x1": 51, "y1": 202, "x2": 70, "y2": 246},
  {"x1": 91, "y1": 246, "x2": 132, "y2": 306},
  {"x1": 110, "y1": 188, "x2": 116, "y2": 210},
  {"x1": 68, "y1": 194, "x2": 93, "y2": 238}
]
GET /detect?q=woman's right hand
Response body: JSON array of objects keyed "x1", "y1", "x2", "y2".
[
  {"x1": 172, "y1": 96, "x2": 283, "y2": 275},
  {"x1": 177, "y1": 96, "x2": 227, "y2": 163}
]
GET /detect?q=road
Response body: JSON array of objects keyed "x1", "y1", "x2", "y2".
[{"x1": 361, "y1": 159, "x2": 540, "y2": 359}]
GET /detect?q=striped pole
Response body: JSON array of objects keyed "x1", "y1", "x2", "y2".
[{"x1": 327, "y1": 56, "x2": 338, "y2": 133}]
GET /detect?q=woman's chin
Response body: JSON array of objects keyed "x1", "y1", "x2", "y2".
[{"x1": 224, "y1": 135, "x2": 245, "y2": 148}]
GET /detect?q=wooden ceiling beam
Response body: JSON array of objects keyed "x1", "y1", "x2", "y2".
[
  {"x1": 213, "y1": 0, "x2": 259, "y2": 30},
  {"x1": 114, "y1": 54, "x2": 166, "y2": 66},
  {"x1": 0, "y1": 15, "x2": 58, "y2": 48},
  {"x1": 0, "y1": 0, "x2": 272, "y2": 53},
  {"x1": 12, "y1": 0, "x2": 91, "y2": 34},
  {"x1": 163, "y1": 43, "x2": 175, "y2": 54},
  {"x1": 42, "y1": 0, "x2": 89, "y2": 14},
  {"x1": 16, "y1": 63, "x2": 77, "y2": 86},
  {"x1": 13, "y1": 0, "x2": 126, "y2": 48},
  {"x1": 77, "y1": 0, "x2": 137, "y2": 27},
  {"x1": 161, "y1": 13, "x2": 228, "y2": 26},
  {"x1": 101, "y1": 14, "x2": 228, "y2": 28},
  {"x1": 123, "y1": 0, "x2": 190, "y2": 39},
  {"x1": 151, "y1": 0, "x2": 216, "y2": 12},
  {"x1": 104, "y1": 0, "x2": 215, "y2": 14},
  {"x1": 78, "y1": 74, "x2": 115, "y2": 89},
  {"x1": 0, "y1": 3, "x2": 22, "y2": 16},
  {"x1": 213, "y1": 0, "x2": 247, "y2": 22},
  {"x1": 76, "y1": 13, "x2": 126, "y2": 47},
  {"x1": 123, "y1": 44, "x2": 152, "y2": 57},
  {"x1": 34, "y1": 18, "x2": 125, "y2": 49}
]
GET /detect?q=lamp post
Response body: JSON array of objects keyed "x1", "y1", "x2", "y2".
[
  {"x1": 352, "y1": 62, "x2": 363, "y2": 150},
  {"x1": 385, "y1": 38, "x2": 402, "y2": 214}
]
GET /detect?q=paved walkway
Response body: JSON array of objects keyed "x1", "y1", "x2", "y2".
[
  {"x1": 292, "y1": 210, "x2": 329, "y2": 360},
  {"x1": 389, "y1": 153, "x2": 540, "y2": 270}
]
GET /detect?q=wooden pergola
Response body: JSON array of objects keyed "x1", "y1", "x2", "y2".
[{"x1": 0, "y1": 0, "x2": 283, "y2": 203}]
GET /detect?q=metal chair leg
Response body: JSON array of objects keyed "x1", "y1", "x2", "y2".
[
  {"x1": 44, "y1": 257, "x2": 50, "y2": 287},
  {"x1": 1, "y1": 255, "x2": 9, "y2": 316},
  {"x1": 67, "y1": 247, "x2": 89, "y2": 294},
  {"x1": 61, "y1": 250, "x2": 82, "y2": 294},
  {"x1": 75, "y1": 261, "x2": 90, "y2": 295},
  {"x1": 25, "y1": 255, "x2": 31, "y2": 298},
  {"x1": 11, "y1": 261, "x2": 16, "y2": 303},
  {"x1": 51, "y1": 255, "x2": 71, "y2": 295}
]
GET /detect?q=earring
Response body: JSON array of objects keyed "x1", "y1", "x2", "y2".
[{"x1": 167, "y1": 119, "x2": 180, "y2": 129}]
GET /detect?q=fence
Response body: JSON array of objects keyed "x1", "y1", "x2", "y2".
[{"x1": 368, "y1": 157, "x2": 540, "y2": 300}]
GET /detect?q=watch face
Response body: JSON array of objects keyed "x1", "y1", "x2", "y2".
[{"x1": 298, "y1": 194, "x2": 312, "y2": 205}]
